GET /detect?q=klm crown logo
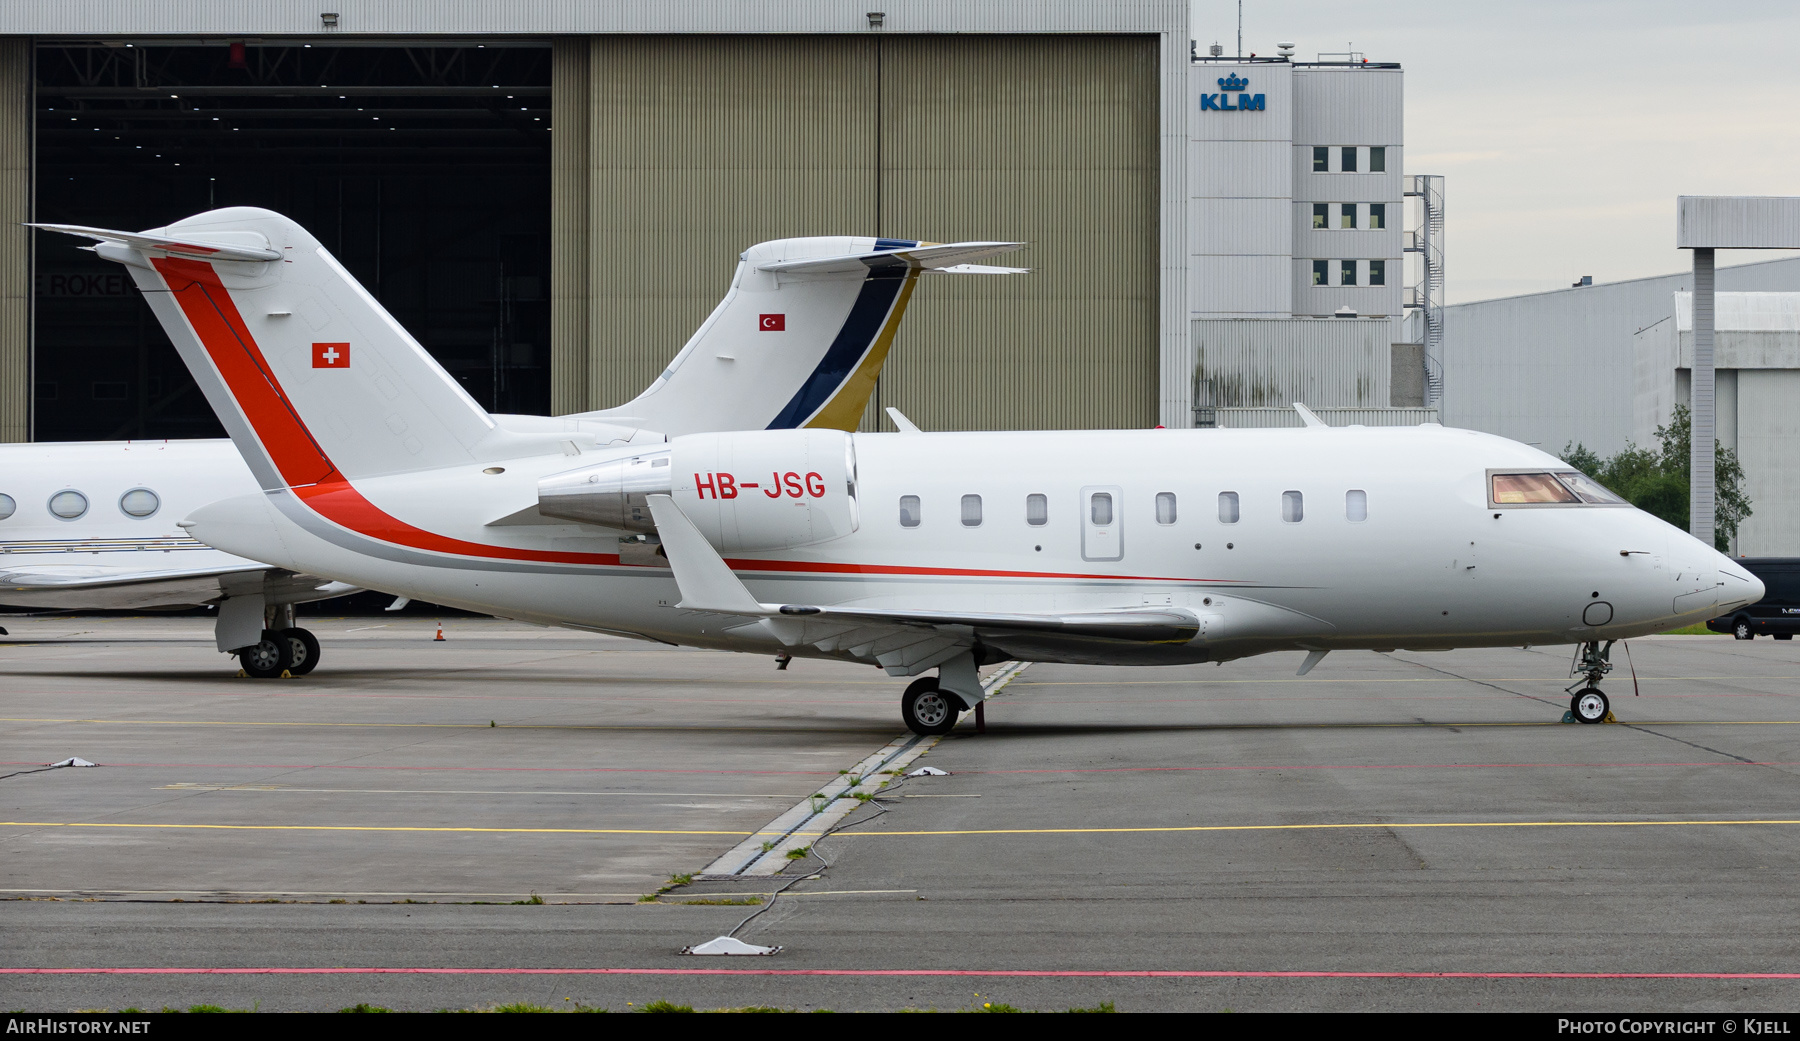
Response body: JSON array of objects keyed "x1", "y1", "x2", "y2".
[{"x1": 1200, "y1": 71, "x2": 1265, "y2": 112}]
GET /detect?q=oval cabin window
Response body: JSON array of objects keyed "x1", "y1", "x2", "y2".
[
  {"x1": 119, "y1": 488, "x2": 161, "y2": 518},
  {"x1": 48, "y1": 490, "x2": 89, "y2": 520}
]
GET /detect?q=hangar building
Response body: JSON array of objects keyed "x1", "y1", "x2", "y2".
[{"x1": 0, "y1": 1, "x2": 1192, "y2": 444}]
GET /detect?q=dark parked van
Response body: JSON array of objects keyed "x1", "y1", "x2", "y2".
[{"x1": 1707, "y1": 558, "x2": 1800, "y2": 640}]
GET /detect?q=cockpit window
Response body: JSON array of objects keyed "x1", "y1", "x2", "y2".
[
  {"x1": 1554, "y1": 471, "x2": 1627, "y2": 505},
  {"x1": 1489, "y1": 470, "x2": 1627, "y2": 508},
  {"x1": 1492, "y1": 472, "x2": 1578, "y2": 504}
]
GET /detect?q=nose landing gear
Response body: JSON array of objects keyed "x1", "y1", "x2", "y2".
[{"x1": 1565, "y1": 640, "x2": 1615, "y2": 724}]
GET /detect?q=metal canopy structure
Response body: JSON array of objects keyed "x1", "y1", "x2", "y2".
[{"x1": 1676, "y1": 196, "x2": 1800, "y2": 548}]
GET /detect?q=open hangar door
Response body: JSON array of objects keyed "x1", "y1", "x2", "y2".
[{"x1": 33, "y1": 41, "x2": 552, "y2": 441}]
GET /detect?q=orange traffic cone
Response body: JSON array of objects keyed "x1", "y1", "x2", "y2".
[{"x1": 434, "y1": 625, "x2": 445, "y2": 642}]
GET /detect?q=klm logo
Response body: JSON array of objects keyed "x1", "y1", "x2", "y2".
[{"x1": 1201, "y1": 73, "x2": 1265, "y2": 112}]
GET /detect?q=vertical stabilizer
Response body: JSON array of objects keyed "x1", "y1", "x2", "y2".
[
  {"x1": 38, "y1": 208, "x2": 496, "y2": 488},
  {"x1": 578, "y1": 236, "x2": 1024, "y2": 435}
]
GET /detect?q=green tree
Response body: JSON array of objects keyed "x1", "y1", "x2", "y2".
[{"x1": 1559, "y1": 405, "x2": 1750, "y2": 551}]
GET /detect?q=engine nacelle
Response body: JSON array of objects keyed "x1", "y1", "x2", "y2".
[{"x1": 537, "y1": 429, "x2": 858, "y2": 552}]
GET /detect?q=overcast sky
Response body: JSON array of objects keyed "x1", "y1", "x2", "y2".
[{"x1": 1192, "y1": 0, "x2": 1800, "y2": 304}]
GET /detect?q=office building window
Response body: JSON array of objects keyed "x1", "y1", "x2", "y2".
[
  {"x1": 1341, "y1": 204, "x2": 1356, "y2": 229},
  {"x1": 1340, "y1": 260, "x2": 1357, "y2": 286},
  {"x1": 1312, "y1": 203, "x2": 1328, "y2": 229},
  {"x1": 1313, "y1": 146, "x2": 1328, "y2": 172},
  {"x1": 1369, "y1": 260, "x2": 1386, "y2": 286},
  {"x1": 1312, "y1": 259, "x2": 1328, "y2": 286},
  {"x1": 1370, "y1": 146, "x2": 1386, "y2": 173},
  {"x1": 1341, "y1": 146, "x2": 1357, "y2": 172},
  {"x1": 1369, "y1": 203, "x2": 1385, "y2": 230}
]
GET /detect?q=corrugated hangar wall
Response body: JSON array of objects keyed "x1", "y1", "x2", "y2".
[
  {"x1": 552, "y1": 34, "x2": 1159, "y2": 432},
  {"x1": 0, "y1": 41, "x2": 27, "y2": 442}
]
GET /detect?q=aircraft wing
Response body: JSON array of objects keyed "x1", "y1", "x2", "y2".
[
  {"x1": 0, "y1": 563, "x2": 354, "y2": 611},
  {"x1": 644, "y1": 494, "x2": 1198, "y2": 674}
]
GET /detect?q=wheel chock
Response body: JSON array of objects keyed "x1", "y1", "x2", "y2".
[
  {"x1": 280, "y1": 670, "x2": 293, "y2": 679},
  {"x1": 1602, "y1": 710, "x2": 1617, "y2": 723},
  {"x1": 236, "y1": 669, "x2": 248, "y2": 679},
  {"x1": 1560, "y1": 710, "x2": 1574, "y2": 723}
]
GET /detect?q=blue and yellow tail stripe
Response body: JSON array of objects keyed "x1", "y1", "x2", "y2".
[{"x1": 767, "y1": 239, "x2": 924, "y2": 432}]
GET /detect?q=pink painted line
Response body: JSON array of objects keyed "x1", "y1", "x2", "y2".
[
  {"x1": 965, "y1": 761, "x2": 1797, "y2": 775},
  {"x1": 3, "y1": 968, "x2": 1798, "y2": 980},
  {"x1": 0, "y1": 761, "x2": 835, "y2": 775}
]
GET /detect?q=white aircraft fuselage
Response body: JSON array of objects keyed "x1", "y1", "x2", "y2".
[{"x1": 186, "y1": 423, "x2": 1754, "y2": 665}]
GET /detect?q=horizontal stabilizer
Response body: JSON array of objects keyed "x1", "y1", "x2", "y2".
[
  {"x1": 755, "y1": 241, "x2": 1026, "y2": 277},
  {"x1": 30, "y1": 222, "x2": 282, "y2": 263}
]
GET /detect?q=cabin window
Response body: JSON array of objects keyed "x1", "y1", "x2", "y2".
[
  {"x1": 48, "y1": 489, "x2": 88, "y2": 520},
  {"x1": 899, "y1": 495, "x2": 921, "y2": 528},
  {"x1": 1346, "y1": 489, "x2": 1368, "y2": 521},
  {"x1": 0, "y1": 493, "x2": 13, "y2": 520},
  {"x1": 119, "y1": 488, "x2": 160, "y2": 518},
  {"x1": 1026, "y1": 493, "x2": 1048, "y2": 526},
  {"x1": 1155, "y1": 492, "x2": 1177, "y2": 525},
  {"x1": 1090, "y1": 492, "x2": 1114, "y2": 526},
  {"x1": 1491, "y1": 473, "x2": 1579, "y2": 505},
  {"x1": 961, "y1": 494, "x2": 983, "y2": 527},
  {"x1": 1218, "y1": 491, "x2": 1240, "y2": 524},
  {"x1": 1282, "y1": 490, "x2": 1305, "y2": 523}
]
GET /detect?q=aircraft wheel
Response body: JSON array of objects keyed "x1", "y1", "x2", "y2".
[
  {"x1": 277, "y1": 627, "x2": 321, "y2": 676},
  {"x1": 238, "y1": 630, "x2": 292, "y2": 679},
  {"x1": 1734, "y1": 618, "x2": 1754, "y2": 640},
  {"x1": 1570, "y1": 687, "x2": 1610, "y2": 725},
  {"x1": 901, "y1": 677, "x2": 960, "y2": 736}
]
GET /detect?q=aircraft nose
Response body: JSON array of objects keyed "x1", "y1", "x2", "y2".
[{"x1": 1717, "y1": 553, "x2": 1764, "y2": 608}]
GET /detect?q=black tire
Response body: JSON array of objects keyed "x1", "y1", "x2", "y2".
[
  {"x1": 238, "y1": 629, "x2": 292, "y2": 678},
  {"x1": 1734, "y1": 618, "x2": 1754, "y2": 640},
  {"x1": 1570, "y1": 687, "x2": 1609, "y2": 725},
  {"x1": 901, "y1": 677, "x2": 960, "y2": 736},
  {"x1": 277, "y1": 627, "x2": 322, "y2": 676}
]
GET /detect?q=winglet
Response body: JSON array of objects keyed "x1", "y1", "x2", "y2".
[
  {"x1": 1293, "y1": 403, "x2": 1327, "y2": 429},
  {"x1": 1297, "y1": 649, "x2": 1329, "y2": 675},
  {"x1": 885, "y1": 407, "x2": 922, "y2": 433},
  {"x1": 645, "y1": 494, "x2": 768, "y2": 616}
]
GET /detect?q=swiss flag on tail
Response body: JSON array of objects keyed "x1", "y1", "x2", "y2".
[{"x1": 313, "y1": 342, "x2": 350, "y2": 368}]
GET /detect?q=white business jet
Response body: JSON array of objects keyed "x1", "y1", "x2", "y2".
[
  {"x1": 39, "y1": 208, "x2": 1761, "y2": 733},
  {"x1": 11, "y1": 216, "x2": 1008, "y2": 678}
]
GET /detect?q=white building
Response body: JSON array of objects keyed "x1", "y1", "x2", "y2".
[
  {"x1": 1635, "y1": 292, "x2": 1800, "y2": 555},
  {"x1": 1185, "y1": 50, "x2": 1417, "y2": 419}
]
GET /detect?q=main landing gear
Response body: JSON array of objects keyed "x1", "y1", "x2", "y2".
[
  {"x1": 1565, "y1": 640, "x2": 1613, "y2": 724},
  {"x1": 238, "y1": 627, "x2": 322, "y2": 679},
  {"x1": 901, "y1": 677, "x2": 962, "y2": 736}
]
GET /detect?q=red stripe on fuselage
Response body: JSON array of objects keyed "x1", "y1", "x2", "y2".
[{"x1": 150, "y1": 255, "x2": 1229, "y2": 582}]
